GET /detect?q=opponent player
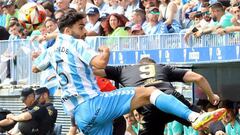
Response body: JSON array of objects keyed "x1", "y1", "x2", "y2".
[{"x1": 93, "y1": 57, "x2": 221, "y2": 134}]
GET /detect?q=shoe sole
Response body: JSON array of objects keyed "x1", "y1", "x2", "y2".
[{"x1": 193, "y1": 108, "x2": 227, "y2": 130}]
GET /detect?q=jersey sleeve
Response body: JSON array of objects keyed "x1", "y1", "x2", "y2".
[
  {"x1": 165, "y1": 65, "x2": 188, "y2": 82},
  {"x1": 75, "y1": 39, "x2": 98, "y2": 65},
  {"x1": 104, "y1": 66, "x2": 123, "y2": 82},
  {"x1": 33, "y1": 50, "x2": 51, "y2": 71}
]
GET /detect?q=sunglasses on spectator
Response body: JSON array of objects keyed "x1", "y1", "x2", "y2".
[
  {"x1": 149, "y1": 11, "x2": 160, "y2": 15},
  {"x1": 202, "y1": 11, "x2": 211, "y2": 15}
]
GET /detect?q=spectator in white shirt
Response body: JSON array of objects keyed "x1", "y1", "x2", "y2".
[
  {"x1": 85, "y1": 7, "x2": 101, "y2": 36},
  {"x1": 91, "y1": 0, "x2": 109, "y2": 14}
]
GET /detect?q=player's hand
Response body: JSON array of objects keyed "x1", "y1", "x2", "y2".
[
  {"x1": 98, "y1": 46, "x2": 109, "y2": 53},
  {"x1": 31, "y1": 51, "x2": 41, "y2": 60},
  {"x1": 208, "y1": 94, "x2": 220, "y2": 105},
  {"x1": 31, "y1": 35, "x2": 46, "y2": 43}
]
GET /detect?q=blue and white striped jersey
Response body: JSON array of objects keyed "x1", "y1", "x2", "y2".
[{"x1": 34, "y1": 33, "x2": 101, "y2": 113}]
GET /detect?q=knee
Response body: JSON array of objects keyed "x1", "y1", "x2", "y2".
[
  {"x1": 135, "y1": 87, "x2": 151, "y2": 99},
  {"x1": 136, "y1": 86, "x2": 158, "y2": 99}
]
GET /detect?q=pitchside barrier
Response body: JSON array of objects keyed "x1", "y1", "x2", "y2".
[{"x1": 0, "y1": 33, "x2": 239, "y2": 86}]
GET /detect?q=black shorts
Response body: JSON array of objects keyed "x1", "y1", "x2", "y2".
[
  {"x1": 113, "y1": 116, "x2": 126, "y2": 135},
  {"x1": 137, "y1": 89, "x2": 201, "y2": 135}
]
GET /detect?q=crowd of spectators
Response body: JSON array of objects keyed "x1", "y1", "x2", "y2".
[
  {"x1": 0, "y1": 0, "x2": 239, "y2": 42},
  {"x1": 0, "y1": 0, "x2": 240, "y2": 134}
]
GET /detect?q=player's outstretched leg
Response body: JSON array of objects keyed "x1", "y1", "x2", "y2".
[{"x1": 131, "y1": 87, "x2": 226, "y2": 131}]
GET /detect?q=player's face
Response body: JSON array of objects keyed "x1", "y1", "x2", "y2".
[{"x1": 70, "y1": 19, "x2": 87, "y2": 39}]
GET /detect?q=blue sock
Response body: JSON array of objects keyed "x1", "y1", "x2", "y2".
[{"x1": 150, "y1": 90, "x2": 193, "y2": 121}]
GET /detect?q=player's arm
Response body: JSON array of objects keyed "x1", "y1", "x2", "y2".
[
  {"x1": 6, "y1": 112, "x2": 32, "y2": 122},
  {"x1": 31, "y1": 32, "x2": 58, "y2": 43},
  {"x1": 90, "y1": 46, "x2": 110, "y2": 69},
  {"x1": 183, "y1": 71, "x2": 219, "y2": 105},
  {"x1": 32, "y1": 50, "x2": 51, "y2": 73},
  {"x1": 93, "y1": 68, "x2": 107, "y2": 77}
]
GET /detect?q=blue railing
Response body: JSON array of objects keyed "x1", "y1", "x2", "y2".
[{"x1": 0, "y1": 33, "x2": 239, "y2": 86}]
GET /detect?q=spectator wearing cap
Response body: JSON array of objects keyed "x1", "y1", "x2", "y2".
[
  {"x1": 142, "y1": 7, "x2": 165, "y2": 34},
  {"x1": 2, "y1": 0, "x2": 19, "y2": 29},
  {"x1": 98, "y1": 13, "x2": 110, "y2": 36},
  {"x1": 91, "y1": 0, "x2": 109, "y2": 14},
  {"x1": 183, "y1": 6, "x2": 212, "y2": 44},
  {"x1": 85, "y1": 7, "x2": 101, "y2": 36},
  {"x1": 0, "y1": 1, "x2": 6, "y2": 27},
  {"x1": 5, "y1": 87, "x2": 51, "y2": 135},
  {"x1": 35, "y1": 87, "x2": 58, "y2": 135},
  {"x1": 194, "y1": 2, "x2": 234, "y2": 37},
  {"x1": 219, "y1": 100, "x2": 240, "y2": 134}
]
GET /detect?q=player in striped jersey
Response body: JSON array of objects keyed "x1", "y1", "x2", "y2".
[{"x1": 32, "y1": 12, "x2": 226, "y2": 135}]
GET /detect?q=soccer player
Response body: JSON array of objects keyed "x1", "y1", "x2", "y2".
[
  {"x1": 32, "y1": 12, "x2": 226, "y2": 135},
  {"x1": 93, "y1": 57, "x2": 222, "y2": 134}
]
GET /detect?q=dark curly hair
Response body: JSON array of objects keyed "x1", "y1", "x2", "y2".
[{"x1": 58, "y1": 12, "x2": 86, "y2": 33}]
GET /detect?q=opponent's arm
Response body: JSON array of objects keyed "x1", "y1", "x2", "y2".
[{"x1": 183, "y1": 71, "x2": 220, "y2": 105}]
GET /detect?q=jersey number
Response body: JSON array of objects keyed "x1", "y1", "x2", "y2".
[
  {"x1": 139, "y1": 65, "x2": 156, "y2": 79},
  {"x1": 56, "y1": 59, "x2": 69, "y2": 86}
]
